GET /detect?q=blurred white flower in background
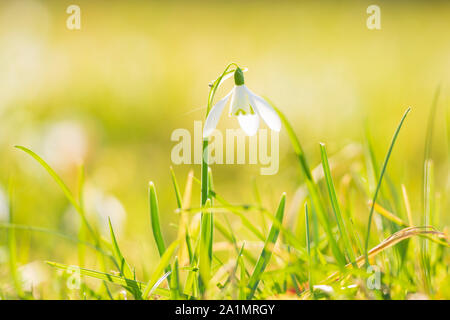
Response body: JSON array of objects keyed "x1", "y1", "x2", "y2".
[
  {"x1": 19, "y1": 261, "x2": 49, "y2": 294},
  {"x1": 0, "y1": 185, "x2": 9, "y2": 222},
  {"x1": 91, "y1": 190, "x2": 127, "y2": 236},
  {"x1": 62, "y1": 183, "x2": 127, "y2": 237},
  {"x1": 43, "y1": 121, "x2": 88, "y2": 172}
]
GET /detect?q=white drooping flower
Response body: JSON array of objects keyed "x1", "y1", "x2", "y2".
[{"x1": 203, "y1": 67, "x2": 281, "y2": 138}]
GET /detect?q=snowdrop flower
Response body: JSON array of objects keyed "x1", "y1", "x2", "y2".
[{"x1": 203, "y1": 67, "x2": 281, "y2": 138}]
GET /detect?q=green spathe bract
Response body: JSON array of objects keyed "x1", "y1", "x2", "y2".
[{"x1": 234, "y1": 67, "x2": 245, "y2": 86}]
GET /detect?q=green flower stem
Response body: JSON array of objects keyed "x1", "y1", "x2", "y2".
[{"x1": 199, "y1": 63, "x2": 239, "y2": 295}]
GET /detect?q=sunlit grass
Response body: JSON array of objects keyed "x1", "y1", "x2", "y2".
[{"x1": 2, "y1": 97, "x2": 448, "y2": 300}]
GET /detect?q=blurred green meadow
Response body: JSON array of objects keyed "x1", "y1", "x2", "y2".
[{"x1": 0, "y1": 0, "x2": 449, "y2": 299}]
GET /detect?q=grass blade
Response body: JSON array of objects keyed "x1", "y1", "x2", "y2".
[
  {"x1": 15, "y1": 146, "x2": 97, "y2": 242},
  {"x1": 170, "y1": 256, "x2": 181, "y2": 299},
  {"x1": 247, "y1": 193, "x2": 286, "y2": 299},
  {"x1": 320, "y1": 143, "x2": 357, "y2": 266},
  {"x1": 46, "y1": 261, "x2": 159, "y2": 297},
  {"x1": 142, "y1": 240, "x2": 180, "y2": 299},
  {"x1": 108, "y1": 218, "x2": 133, "y2": 279},
  {"x1": 170, "y1": 167, "x2": 183, "y2": 209},
  {"x1": 421, "y1": 160, "x2": 434, "y2": 293},
  {"x1": 305, "y1": 203, "x2": 313, "y2": 294},
  {"x1": 238, "y1": 244, "x2": 247, "y2": 300},
  {"x1": 148, "y1": 181, "x2": 166, "y2": 257},
  {"x1": 322, "y1": 226, "x2": 448, "y2": 286},
  {"x1": 369, "y1": 200, "x2": 408, "y2": 227},
  {"x1": 199, "y1": 198, "x2": 212, "y2": 295},
  {"x1": 364, "y1": 108, "x2": 411, "y2": 264}
]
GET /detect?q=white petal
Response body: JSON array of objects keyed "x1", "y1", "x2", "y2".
[
  {"x1": 203, "y1": 91, "x2": 232, "y2": 138},
  {"x1": 230, "y1": 85, "x2": 251, "y2": 115},
  {"x1": 246, "y1": 88, "x2": 281, "y2": 131},
  {"x1": 237, "y1": 114, "x2": 259, "y2": 136}
]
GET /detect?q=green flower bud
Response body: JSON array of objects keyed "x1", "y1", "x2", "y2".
[{"x1": 234, "y1": 67, "x2": 245, "y2": 86}]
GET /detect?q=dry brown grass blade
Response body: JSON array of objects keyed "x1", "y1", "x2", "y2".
[
  {"x1": 324, "y1": 226, "x2": 449, "y2": 284},
  {"x1": 369, "y1": 201, "x2": 448, "y2": 247}
]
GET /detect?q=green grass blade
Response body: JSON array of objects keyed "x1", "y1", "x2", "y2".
[
  {"x1": 108, "y1": 218, "x2": 133, "y2": 279},
  {"x1": 15, "y1": 146, "x2": 79, "y2": 210},
  {"x1": 207, "y1": 168, "x2": 214, "y2": 266},
  {"x1": 421, "y1": 160, "x2": 434, "y2": 293},
  {"x1": 237, "y1": 243, "x2": 247, "y2": 300},
  {"x1": 45, "y1": 261, "x2": 161, "y2": 297},
  {"x1": 364, "y1": 108, "x2": 411, "y2": 264},
  {"x1": 15, "y1": 146, "x2": 97, "y2": 241},
  {"x1": 320, "y1": 143, "x2": 356, "y2": 266},
  {"x1": 170, "y1": 256, "x2": 181, "y2": 299},
  {"x1": 247, "y1": 193, "x2": 286, "y2": 299},
  {"x1": 142, "y1": 240, "x2": 180, "y2": 299},
  {"x1": 148, "y1": 181, "x2": 166, "y2": 257},
  {"x1": 305, "y1": 203, "x2": 313, "y2": 294},
  {"x1": 170, "y1": 167, "x2": 183, "y2": 209},
  {"x1": 199, "y1": 198, "x2": 212, "y2": 294}
]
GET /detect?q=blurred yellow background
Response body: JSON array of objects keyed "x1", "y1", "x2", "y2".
[{"x1": 0, "y1": 0, "x2": 449, "y2": 298}]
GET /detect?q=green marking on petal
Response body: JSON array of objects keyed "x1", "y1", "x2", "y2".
[{"x1": 235, "y1": 109, "x2": 246, "y2": 116}]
